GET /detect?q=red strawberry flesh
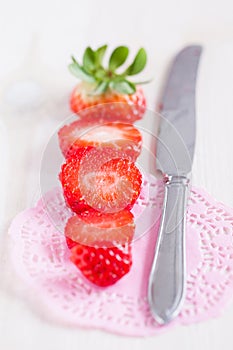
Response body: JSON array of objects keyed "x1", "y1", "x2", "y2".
[
  {"x1": 65, "y1": 210, "x2": 135, "y2": 247},
  {"x1": 58, "y1": 120, "x2": 142, "y2": 161},
  {"x1": 59, "y1": 148, "x2": 142, "y2": 214},
  {"x1": 67, "y1": 237, "x2": 132, "y2": 287}
]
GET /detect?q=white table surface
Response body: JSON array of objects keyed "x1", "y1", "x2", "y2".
[{"x1": 1, "y1": 0, "x2": 233, "y2": 349}]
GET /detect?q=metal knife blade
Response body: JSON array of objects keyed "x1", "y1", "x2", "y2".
[
  {"x1": 148, "y1": 45, "x2": 202, "y2": 324},
  {"x1": 157, "y1": 45, "x2": 202, "y2": 175}
]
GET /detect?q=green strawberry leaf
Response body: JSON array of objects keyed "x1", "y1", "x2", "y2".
[
  {"x1": 109, "y1": 79, "x2": 136, "y2": 94},
  {"x1": 109, "y1": 46, "x2": 129, "y2": 71},
  {"x1": 69, "y1": 46, "x2": 148, "y2": 94},
  {"x1": 69, "y1": 57, "x2": 96, "y2": 83},
  {"x1": 94, "y1": 67, "x2": 107, "y2": 80},
  {"x1": 91, "y1": 81, "x2": 109, "y2": 95},
  {"x1": 83, "y1": 47, "x2": 96, "y2": 72},
  {"x1": 95, "y1": 45, "x2": 108, "y2": 66},
  {"x1": 125, "y1": 48, "x2": 147, "y2": 76}
]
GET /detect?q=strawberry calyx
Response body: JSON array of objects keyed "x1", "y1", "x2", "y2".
[{"x1": 69, "y1": 45, "x2": 148, "y2": 95}]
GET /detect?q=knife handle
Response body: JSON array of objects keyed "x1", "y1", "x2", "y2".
[{"x1": 148, "y1": 175, "x2": 189, "y2": 324}]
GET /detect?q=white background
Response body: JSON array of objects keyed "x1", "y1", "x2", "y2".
[{"x1": 0, "y1": 0, "x2": 233, "y2": 349}]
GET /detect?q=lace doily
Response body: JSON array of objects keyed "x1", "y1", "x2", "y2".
[{"x1": 8, "y1": 175, "x2": 233, "y2": 336}]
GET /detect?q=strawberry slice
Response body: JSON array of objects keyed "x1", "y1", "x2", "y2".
[
  {"x1": 66, "y1": 241, "x2": 133, "y2": 287},
  {"x1": 65, "y1": 211, "x2": 134, "y2": 286},
  {"x1": 69, "y1": 241, "x2": 132, "y2": 287},
  {"x1": 65, "y1": 210, "x2": 135, "y2": 247},
  {"x1": 58, "y1": 120, "x2": 142, "y2": 161},
  {"x1": 59, "y1": 147, "x2": 92, "y2": 213},
  {"x1": 59, "y1": 148, "x2": 142, "y2": 214}
]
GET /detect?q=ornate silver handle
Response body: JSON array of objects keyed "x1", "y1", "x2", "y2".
[{"x1": 148, "y1": 175, "x2": 189, "y2": 324}]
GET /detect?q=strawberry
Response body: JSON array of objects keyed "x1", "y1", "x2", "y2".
[
  {"x1": 59, "y1": 148, "x2": 142, "y2": 214},
  {"x1": 65, "y1": 211, "x2": 134, "y2": 286},
  {"x1": 58, "y1": 120, "x2": 142, "y2": 161},
  {"x1": 68, "y1": 45, "x2": 148, "y2": 122},
  {"x1": 65, "y1": 210, "x2": 135, "y2": 247},
  {"x1": 70, "y1": 243, "x2": 132, "y2": 287},
  {"x1": 70, "y1": 86, "x2": 146, "y2": 123},
  {"x1": 59, "y1": 147, "x2": 92, "y2": 213},
  {"x1": 69, "y1": 241, "x2": 132, "y2": 287}
]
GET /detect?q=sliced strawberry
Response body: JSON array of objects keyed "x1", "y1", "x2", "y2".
[
  {"x1": 59, "y1": 147, "x2": 93, "y2": 213},
  {"x1": 68, "y1": 239, "x2": 132, "y2": 287},
  {"x1": 58, "y1": 119, "x2": 93, "y2": 158},
  {"x1": 65, "y1": 210, "x2": 135, "y2": 247},
  {"x1": 59, "y1": 149, "x2": 142, "y2": 214},
  {"x1": 64, "y1": 210, "x2": 134, "y2": 286},
  {"x1": 70, "y1": 84, "x2": 146, "y2": 123},
  {"x1": 79, "y1": 157, "x2": 142, "y2": 213},
  {"x1": 58, "y1": 120, "x2": 142, "y2": 161}
]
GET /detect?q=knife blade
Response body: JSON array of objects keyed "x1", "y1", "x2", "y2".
[{"x1": 148, "y1": 45, "x2": 202, "y2": 324}]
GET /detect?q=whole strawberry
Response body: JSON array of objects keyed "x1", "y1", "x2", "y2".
[{"x1": 69, "y1": 45, "x2": 147, "y2": 122}]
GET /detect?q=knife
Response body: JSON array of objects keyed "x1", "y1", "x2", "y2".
[{"x1": 148, "y1": 45, "x2": 202, "y2": 324}]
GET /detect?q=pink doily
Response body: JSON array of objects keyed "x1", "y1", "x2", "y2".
[{"x1": 8, "y1": 175, "x2": 233, "y2": 336}]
